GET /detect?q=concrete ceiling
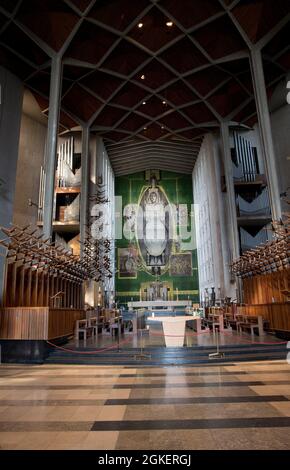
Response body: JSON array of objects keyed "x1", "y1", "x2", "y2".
[{"x1": 0, "y1": 0, "x2": 289, "y2": 174}]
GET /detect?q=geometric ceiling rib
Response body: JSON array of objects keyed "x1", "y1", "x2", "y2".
[
  {"x1": 128, "y1": 7, "x2": 182, "y2": 52},
  {"x1": 16, "y1": 0, "x2": 80, "y2": 52},
  {"x1": 105, "y1": 140, "x2": 200, "y2": 175},
  {"x1": 191, "y1": 15, "x2": 247, "y2": 60},
  {"x1": 231, "y1": 0, "x2": 290, "y2": 44},
  {"x1": 0, "y1": 0, "x2": 289, "y2": 171},
  {"x1": 88, "y1": 0, "x2": 150, "y2": 32},
  {"x1": 159, "y1": 0, "x2": 223, "y2": 30}
]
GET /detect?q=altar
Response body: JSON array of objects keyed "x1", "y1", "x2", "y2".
[
  {"x1": 147, "y1": 315, "x2": 202, "y2": 347},
  {"x1": 127, "y1": 300, "x2": 192, "y2": 310}
]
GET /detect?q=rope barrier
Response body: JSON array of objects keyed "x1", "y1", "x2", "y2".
[
  {"x1": 46, "y1": 337, "x2": 132, "y2": 355},
  {"x1": 220, "y1": 330, "x2": 288, "y2": 345},
  {"x1": 46, "y1": 324, "x2": 288, "y2": 356}
]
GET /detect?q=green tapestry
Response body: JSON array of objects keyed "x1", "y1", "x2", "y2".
[{"x1": 115, "y1": 170, "x2": 199, "y2": 306}]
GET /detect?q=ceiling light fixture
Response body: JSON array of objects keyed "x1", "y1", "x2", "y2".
[
  {"x1": 141, "y1": 74, "x2": 145, "y2": 80},
  {"x1": 138, "y1": 22, "x2": 143, "y2": 28},
  {"x1": 162, "y1": 101, "x2": 166, "y2": 105},
  {"x1": 142, "y1": 101, "x2": 146, "y2": 105},
  {"x1": 143, "y1": 127, "x2": 147, "y2": 130},
  {"x1": 166, "y1": 21, "x2": 173, "y2": 27}
]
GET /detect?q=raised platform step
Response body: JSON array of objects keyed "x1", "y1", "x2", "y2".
[{"x1": 45, "y1": 343, "x2": 288, "y2": 365}]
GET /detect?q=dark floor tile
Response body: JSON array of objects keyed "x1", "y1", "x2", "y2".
[
  {"x1": 91, "y1": 417, "x2": 290, "y2": 431},
  {"x1": 113, "y1": 381, "x2": 264, "y2": 389},
  {"x1": 105, "y1": 395, "x2": 289, "y2": 405}
]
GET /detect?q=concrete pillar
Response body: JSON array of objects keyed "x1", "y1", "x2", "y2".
[
  {"x1": 250, "y1": 48, "x2": 282, "y2": 221},
  {"x1": 220, "y1": 122, "x2": 240, "y2": 261},
  {"x1": 221, "y1": 123, "x2": 243, "y2": 302},
  {"x1": 43, "y1": 56, "x2": 63, "y2": 239},
  {"x1": 0, "y1": 67, "x2": 23, "y2": 305},
  {"x1": 80, "y1": 126, "x2": 90, "y2": 258}
]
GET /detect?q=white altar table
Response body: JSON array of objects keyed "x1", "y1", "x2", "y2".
[{"x1": 147, "y1": 315, "x2": 202, "y2": 347}]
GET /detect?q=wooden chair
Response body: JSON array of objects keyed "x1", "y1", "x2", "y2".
[
  {"x1": 212, "y1": 313, "x2": 224, "y2": 333},
  {"x1": 75, "y1": 319, "x2": 89, "y2": 345},
  {"x1": 89, "y1": 317, "x2": 98, "y2": 337},
  {"x1": 109, "y1": 316, "x2": 123, "y2": 336},
  {"x1": 234, "y1": 314, "x2": 246, "y2": 332}
]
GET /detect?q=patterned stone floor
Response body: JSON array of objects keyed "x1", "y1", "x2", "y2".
[
  {"x1": 68, "y1": 324, "x2": 284, "y2": 349},
  {"x1": 0, "y1": 360, "x2": 290, "y2": 450}
]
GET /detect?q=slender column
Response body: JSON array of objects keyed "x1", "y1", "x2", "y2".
[
  {"x1": 19, "y1": 266, "x2": 25, "y2": 306},
  {"x1": 80, "y1": 126, "x2": 90, "y2": 258},
  {"x1": 11, "y1": 263, "x2": 17, "y2": 307},
  {"x1": 0, "y1": 67, "x2": 23, "y2": 305},
  {"x1": 220, "y1": 122, "x2": 240, "y2": 262},
  {"x1": 43, "y1": 56, "x2": 63, "y2": 239},
  {"x1": 73, "y1": 282, "x2": 77, "y2": 308},
  {"x1": 26, "y1": 269, "x2": 32, "y2": 306},
  {"x1": 250, "y1": 48, "x2": 282, "y2": 221}
]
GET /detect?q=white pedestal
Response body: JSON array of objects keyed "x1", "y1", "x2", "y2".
[{"x1": 148, "y1": 316, "x2": 200, "y2": 347}]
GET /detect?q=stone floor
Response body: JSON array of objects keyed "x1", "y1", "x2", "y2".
[
  {"x1": 0, "y1": 360, "x2": 290, "y2": 450},
  {"x1": 69, "y1": 323, "x2": 284, "y2": 349}
]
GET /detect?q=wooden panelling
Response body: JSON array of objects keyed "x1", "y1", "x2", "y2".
[
  {"x1": 0, "y1": 307, "x2": 85, "y2": 340},
  {"x1": 242, "y1": 270, "x2": 290, "y2": 331},
  {"x1": 0, "y1": 307, "x2": 48, "y2": 339},
  {"x1": 237, "y1": 303, "x2": 290, "y2": 331},
  {"x1": 243, "y1": 270, "x2": 290, "y2": 304},
  {"x1": 48, "y1": 308, "x2": 85, "y2": 339}
]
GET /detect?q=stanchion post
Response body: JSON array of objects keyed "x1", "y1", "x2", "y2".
[
  {"x1": 117, "y1": 315, "x2": 120, "y2": 353},
  {"x1": 140, "y1": 329, "x2": 143, "y2": 356},
  {"x1": 134, "y1": 314, "x2": 151, "y2": 361},
  {"x1": 209, "y1": 327, "x2": 225, "y2": 359}
]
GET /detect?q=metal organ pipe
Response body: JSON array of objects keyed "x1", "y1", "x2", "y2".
[
  {"x1": 57, "y1": 137, "x2": 75, "y2": 188},
  {"x1": 246, "y1": 139, "x2": 255, "y2": 181},
  {"x1": 234, "y1": 132, "x2": 258, "y2": 182},
  {"x1": 38, "y1": 166, "x2": 44, "y2": 221}
]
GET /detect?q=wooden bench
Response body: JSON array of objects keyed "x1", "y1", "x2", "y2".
[{"x1": 238, "y1": 315, "x2": 264, "y2": 336}]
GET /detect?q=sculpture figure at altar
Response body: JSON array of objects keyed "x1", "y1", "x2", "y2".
[
  {"x1": 144, "y1": 178, "x2": 167, "y2": 267},
  {"x1": 138, "y1": 174, "x2": 173, "y2": 275}
]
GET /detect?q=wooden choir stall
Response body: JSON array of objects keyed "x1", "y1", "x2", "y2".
[
  {"x1": 231, "y1": 215, "x2": 290, "y2": 338},
  {"x1": 0, "y1": 225, "x2": 87, "y2": 362}
]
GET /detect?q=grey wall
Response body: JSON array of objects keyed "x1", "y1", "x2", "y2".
[
  {"x1": 193, "y1": 133, "x2": 236, "y2": 301},
  {"x1": 270, "y1": 77, "x2": 290, "y2": 214},
  {"x1": 0, "y1": 66, "x2": 23, "y2": 304},
  {"x1": 13, "y1": 113, "x2": 47, "y2": 226}
]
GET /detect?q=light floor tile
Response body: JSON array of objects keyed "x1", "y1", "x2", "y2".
[
  {"x1": 124, "y1": 402, "x2": 282, "y2": 420},
  {"x1": 0, "y1": 406, "x2": 34, "y2": 421},
  {"x1": 250, "y1": 385, "x2": 290, "y2": 395},
  {"x1": 116, "y1": 429, "x2": 217, "y2": 450},
  {"x1": 79, "y1": 431, "x2": 119, "y2": 450},
  {"x1": 0, "y1": 432, "x2": 27, "y2": 449},
  {"x1": 95, "y1": 405, "x2": 127, "y2": 421},
  {"x1": 210, "y1": 421, "x2": 290, "y2": 450},
  {"x1": 235, "y1": 373, "x2": 290, "y2": 381},
  {"x1": 269, "y1": 401, "x2": 290, "y2": 417},
  {"x1": 15, "y1": 431, "x2": 62, "y2": 450}
]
